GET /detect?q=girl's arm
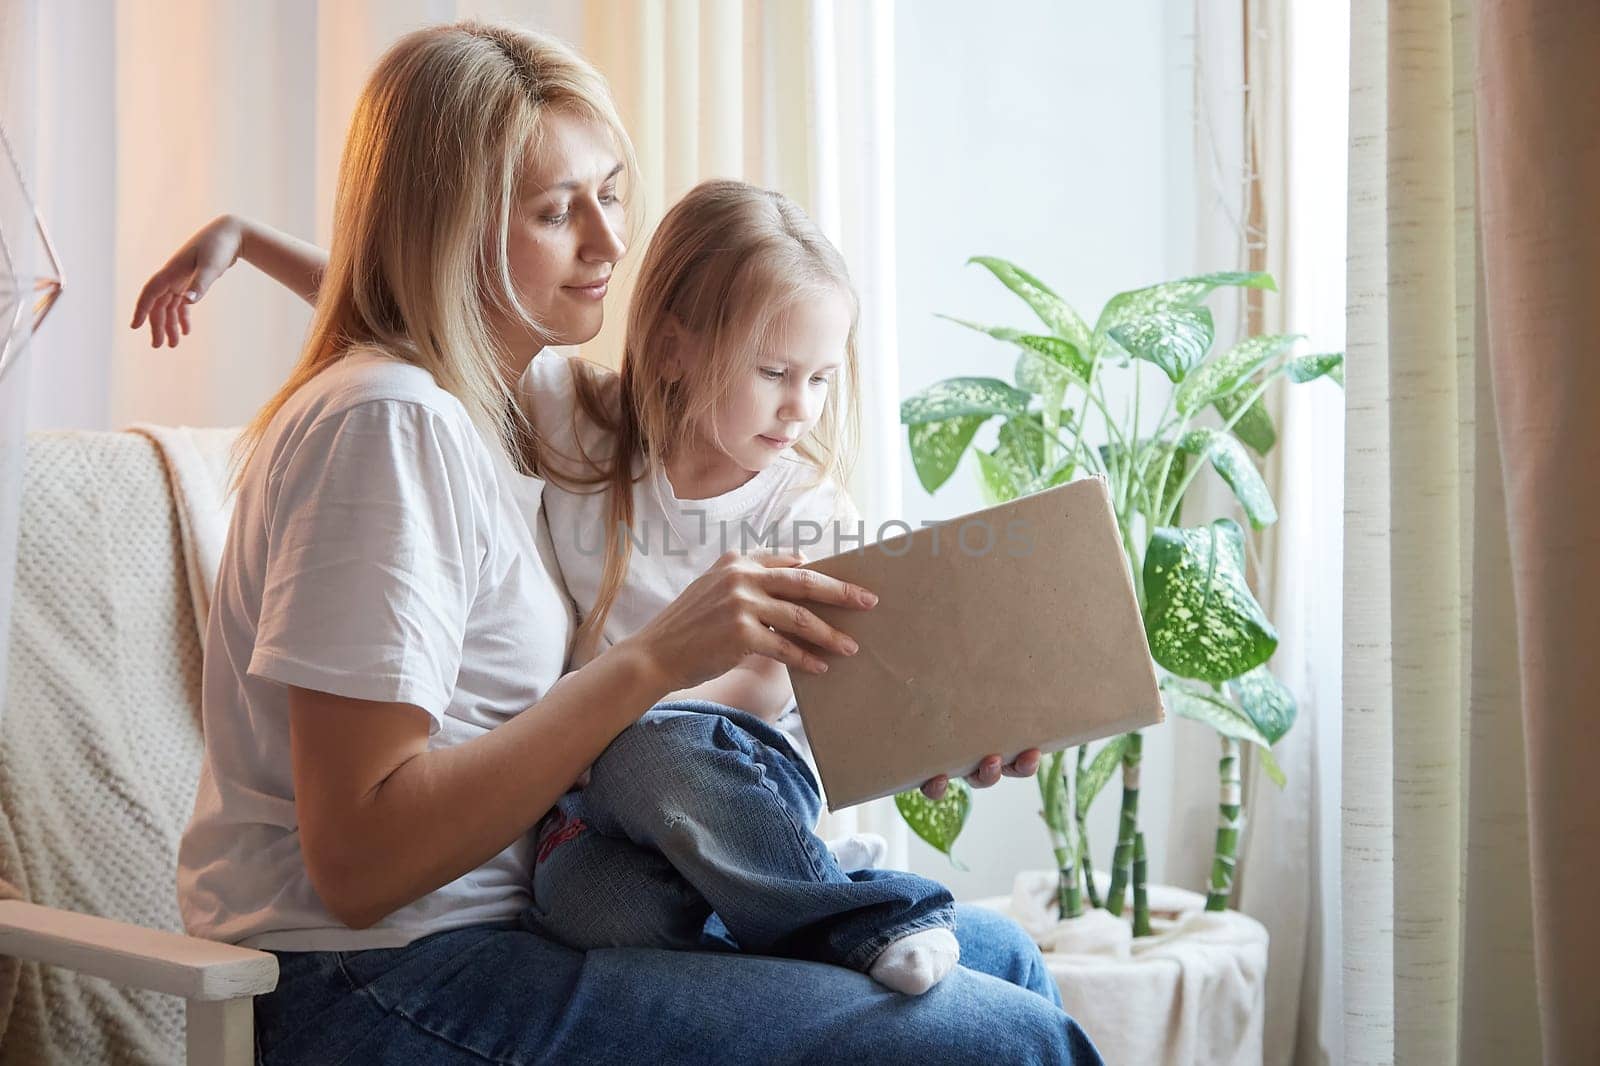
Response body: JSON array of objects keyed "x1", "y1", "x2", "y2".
[
  {"x1": 130, "y1": 215, "x2": 327, "y2": 348},
  {"x1": 236, "y1": 217, "x2": 327, "y2": 304},
  {"x1": 671, "y1": 653, "x2": 794, "y2": 722}
]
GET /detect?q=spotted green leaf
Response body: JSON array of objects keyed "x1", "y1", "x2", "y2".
[
  {"x1": 1159, "y1": 679, "x2": 1271, "y2": 746},
  {"x1": 1015, "y1": 347, "x2": 1080, "y2": 401},
  {"x1": 900, "y1": 377, "x2": 1031, "y2": 425},
  {"x1": 896, "y1": 779, "x2": 973, "y2": 868},
  {"x1": 1143, "y1": 520, "x2": 1278, "y2": 683},
  {"x1": 996, "y1": 414, "x2": 1047, "y2": 479},
  {"x1": 1231, "y1": 665, "x2": 1297, "y2": 744},
  {"x1": 975, "y1": 449, "x2": 1026, "y2": 505},
  {"x1": 966, "y1": 257, "x2": 1094, "y2": 354},
  {"x1": 1175, "y1": 334, "x2": 1302, "y2": 416},
  {"x1": 1094, "y1": 271, "x2": 1277, "y2": 340},
  {"x1": 1286, "y1": 352, "x2": 1344, "y2": 386},
  {"x1": 1107, "y1": 306, "x2": 1215, "y2": 383},
  {"x1": 1177, "y1": 429, "x2": 1278, "y2": 529},
  {"x1": 1015, "y1": 334, "x2": 1091, "y2": 382},
  {"x1": 938, "y1": 314, "x2": 1092, "y2": 381},
  {"x1": 1216, "y1": 389, "x2": 1278, "y2": 455},
  {"x1": 907, "y1": 415, "x2": 985, "y2": 493},
  {"x1": 1158, "y1": 679, "x2": 1286, "y2": 787},
  {"x1": 1076, "y1": 736, "x2": 1132, "y2": 822}
]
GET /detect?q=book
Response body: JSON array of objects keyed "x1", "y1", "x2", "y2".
[{"x1": 792, "y1": 475, "x2": 1165, "y2": 811}]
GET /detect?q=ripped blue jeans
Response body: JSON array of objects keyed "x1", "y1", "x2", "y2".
[{"x1": 526, "y1": 700, "x2": 955, "y2": 972}]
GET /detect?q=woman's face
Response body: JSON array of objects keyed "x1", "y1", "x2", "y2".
[{"x1": 496, "y1": 111, "x2": 627, "y2": 360}]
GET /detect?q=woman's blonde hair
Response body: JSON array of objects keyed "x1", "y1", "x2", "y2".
[
  {"x1": 234, "y1": 21, "x2": 636, "y2": 481},
  {"x1": 562, "y1": 179, "x2": 862, "y2": 660}
]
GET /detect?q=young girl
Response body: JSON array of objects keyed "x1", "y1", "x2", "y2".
[{"x1": 518, "y1": 178, "x2": 962, "y2": 993}]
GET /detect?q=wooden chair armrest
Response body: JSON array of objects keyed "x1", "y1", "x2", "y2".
[{"x1": 0, "y1": 898, "x2": 278, "y2": 1001}]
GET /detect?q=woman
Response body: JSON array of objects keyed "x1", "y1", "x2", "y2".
[{"x1": 136, "y1": 21, "x2": 1100, "y2": 1064}]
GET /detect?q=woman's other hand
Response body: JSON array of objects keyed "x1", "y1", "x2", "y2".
[
  {"x1": 624, "y1": 549, "x2": 875, "y2": 693},
  {"x1": 919, "y1": 748, "x2": 1042, "y2": 801},
  {"x1": 130, "y1": 214, "x2": 244, "y2": 348}
]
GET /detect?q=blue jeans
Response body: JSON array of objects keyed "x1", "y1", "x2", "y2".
[
  {"x1": 257, "y1": 906, "x2": 1103, "y2": 1064},
  {"x1": 527, "y1": 700, "x2": 955, "y2": 971}
]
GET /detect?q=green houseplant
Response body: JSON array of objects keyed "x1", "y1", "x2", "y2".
[{"x1": 893, "y1": 258, "x2": 1343, "y2": 930}]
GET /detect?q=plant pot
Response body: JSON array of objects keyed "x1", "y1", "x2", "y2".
[{"x1": 973, "y1": 870, "x2": 1269, "y2": 1065}]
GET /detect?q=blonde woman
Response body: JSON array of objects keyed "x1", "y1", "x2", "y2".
[{"x1": 134, "y1": 21, "x2": 1100, "y2": 1065}]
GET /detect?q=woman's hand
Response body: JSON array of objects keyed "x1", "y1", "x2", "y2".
[
  {"x1": 920, "y1": 749, "x2": 1043, "y2": 801},
  {"x1": 129, "y1": 215, "x2": 246, "y2": 348},
  {"x1": 624, "y1": 550, "x2": 875, "y2": 693}
]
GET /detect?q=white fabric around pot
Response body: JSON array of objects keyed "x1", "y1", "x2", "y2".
[{"x1": 973, "y1": 870, "x2": 1269, "y2": 1066}]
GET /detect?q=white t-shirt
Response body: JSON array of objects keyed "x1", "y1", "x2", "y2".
[
  {"x1": 518, "y1": 353, "x2": 855, "y2": 780},
  {"x1": 178, "y1": 351, "x2": 574, "y2": 951}
]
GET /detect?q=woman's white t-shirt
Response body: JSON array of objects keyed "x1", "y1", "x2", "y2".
[{"x1": 178, "y1": 352, "x2": 574, "y2": 951}]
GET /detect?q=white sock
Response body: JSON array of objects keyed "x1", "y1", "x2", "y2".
[
  {"x1": 867, "y1": 927, "x2": 960, "y2": 995},
  {"x1": 824, "y1": 831, "x2": 888, "y2": 872}
]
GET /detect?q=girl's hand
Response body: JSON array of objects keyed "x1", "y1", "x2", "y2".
[
  {"x1": 920, "y1": 749, "x2": 1043, "y2": 801},
  {"x1": 625, "y1": 550, "x2": 875, "y2": 693},
  {"x1": 129, "y1": 214, "x2": 245, "y2": 348}
]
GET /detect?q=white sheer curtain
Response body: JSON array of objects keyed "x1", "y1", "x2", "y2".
[
  {"x1": 1162, "y1": 3, "x2": 1348, "y2": 1064},
  {"x1": 1237, "y1": 4, "x2": 1348, "y2": 1064}
]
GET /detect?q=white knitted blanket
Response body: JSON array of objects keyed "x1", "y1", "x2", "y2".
[
  {"x1": 128, "y1": 425, "x2": 238, "y2": 647},
  {"x1": 985, "y1": 870, "x2": 1270, "y2": 1065},
  {"x1": 0, "y1": 431, "x2": 229, "y2": 1064}
]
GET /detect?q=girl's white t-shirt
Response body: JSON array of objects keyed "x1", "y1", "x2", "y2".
[
  {"x1": 178, "y1": 351, "x2": 574, "y2": 951},
  {"x1": 518, "y1": 353, "x2": 856, "y2": 779}
]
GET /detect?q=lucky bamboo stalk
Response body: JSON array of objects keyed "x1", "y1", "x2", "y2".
[
  {"x1": 1206, "y1": 736, "x2": 1244, "y2": 911},
  {"x1": 1075, "y1": 746, "x2": 1102, "y2": 909},
  {"x1": 1041, "y1": 751, "x2": 1082, "y2": 919},
  {"x1": 1079, "y1": 838, "x2": 1100, "y2": 910},
  {"x1": 1132, "y1": 831, "x2": 1152, "y2": 936},
  {"x1": 1105, "y1": 731, "x2": 1143, "y2": 915}
]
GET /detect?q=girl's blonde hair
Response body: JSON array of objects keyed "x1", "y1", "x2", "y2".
[
  {"x1": 234, "y1": 21, "x2": 636, "y2": 482},
  {"x1": 562, "y1": 179, "x2": 862, "y2": 660}
]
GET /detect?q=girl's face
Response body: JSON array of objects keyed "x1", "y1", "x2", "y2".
[
  {"x1": 683, "y1": 287, "x2": 852, "y2": 483},
  {"x1": 495, "y1": 111, "x2": 627, "y2": 361}
]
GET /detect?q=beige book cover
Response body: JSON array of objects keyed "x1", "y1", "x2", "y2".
[{"x1": 792, "y1": 475, "x2": 1165, "y2": 811}]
